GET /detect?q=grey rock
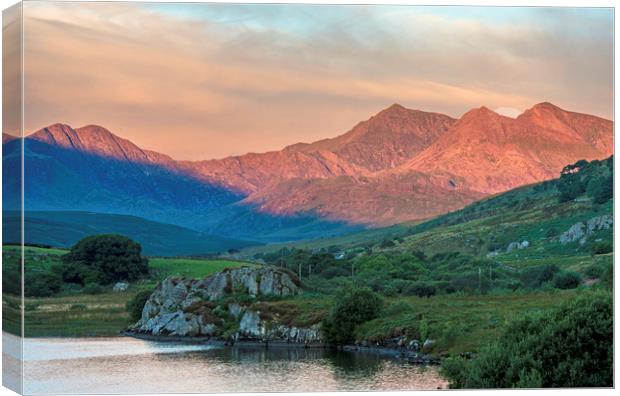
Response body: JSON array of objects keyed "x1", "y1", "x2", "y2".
[
  {"x1": 112, "y1": 282, "x2": 129, "y2": 292},
  {"x1": 239, "y1": 310, "x2": 263, "y2": 338},
  {"x1": 560, "y1": 215, "x2": 613, "y2": 245},
  {"x1": 129, "y1": 266, "x2": 313, "y2": 341},
  {"x1": 228, "y1": 303, "x2": 244, "y2": 319},
  {"x1": 422, "y1": 339, "x2": 436, "y2": 352},
  {"x1": 506, "y1": 241, "x2": 529, "y2": 253}
]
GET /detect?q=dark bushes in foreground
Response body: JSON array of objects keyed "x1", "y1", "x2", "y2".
[{"x1": 442, "y1": 290, "x2": 613, "y2": 388}]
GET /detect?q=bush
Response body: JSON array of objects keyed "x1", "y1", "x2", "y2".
[
  {"x1": 60, "y1": 234, "x2": 149, "y2": 285},
  {"x1": 520, "y1": 264, "x2": 559, "y2": 289},
  {"x1": 322, "y1": 286, "x2": 383, "y2": 345},
  {"x1": 379, "y1": 239, "x2": 396, "y2": 248},
  {"x1": 585, "y1": 263, "x2": 604, "y2": 278},
  {"x1": 590, "y1": 241, "x2": 612, "y2": 255},
  {"x1": 553, "y1": 271, "x2": 581, "y2": 289},
  {"x1": 25, "y1": 272, "x2": 63, "y2": 297},
  {"x1": 126, "y1": 289, "x2": 153, "y2": 322},
  {"x1": 442, "y1": 291, "x2": 613, "y2": 388}
]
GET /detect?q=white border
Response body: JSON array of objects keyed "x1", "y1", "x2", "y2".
[{"x1": 0, "y1": 2, "x2": 616, "y2": 396}]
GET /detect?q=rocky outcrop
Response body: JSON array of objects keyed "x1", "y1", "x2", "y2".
[
  {"x1": 127, "y1": 266, "x2": 323, "y2": 344},
  {"x1": 559, "y1": 215, "x2": 613, "y2": 245},
  {"x1": 506, "y1": 240, "x2": 529, "y2": 252},
  {"x1": 236, "y1": 309, "x2": 322, "y2": 343}
]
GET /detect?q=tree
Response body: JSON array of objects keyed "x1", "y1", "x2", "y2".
[
  {"x1": 557, "y1": 160, "x2": 588, "y2": 202},
  {"x1": 322, "y1": 286, "x2": 383, "y2": 345},
  {"x1": 592, "y1": 176, "x2": 613, "y2": 204},
  {"x1": 58, "y1": 234, "x2": 149, "y2": 285},
  {"x1": 442, "y1": 291, "x2": 613, "y2": 388}
]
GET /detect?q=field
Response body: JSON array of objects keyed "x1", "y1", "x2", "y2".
[
  {"x1": 149, "y1": 257, "x2": 255, "y2": 280},
  {"x1": 2, "y1": 246, "x2": 250, "y2": 337},
  {"x1": 357, "y1": 290, "x2": 580, "y2": 355}
]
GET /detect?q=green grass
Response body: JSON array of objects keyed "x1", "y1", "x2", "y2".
[
  {"x1": 149, "y1": 257, "x2": 253, "y2": 280},
  {"x1": 356, "y1": 290, "x2": 581, "y2": 355},
  {"x1": 3, "y1": 291, "x2": 139, "y2": 337},
  {"x1": 3, "y1": 245, "x2": 69, "y2": 256}
]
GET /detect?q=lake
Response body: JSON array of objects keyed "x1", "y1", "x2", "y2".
[{"x1": 4, "y1": 334, "x2": 448, "y2": 394}]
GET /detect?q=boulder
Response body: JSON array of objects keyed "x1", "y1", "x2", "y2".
[
  {"x1": 506, "y1": 241, "x2": 529, "y2": 253},
  {"x1": 422, "y1": 339, "x2": 436, "y2": 353},
  {"x1": 112, "y1": 282, "x2": 129, "y2": 292}
]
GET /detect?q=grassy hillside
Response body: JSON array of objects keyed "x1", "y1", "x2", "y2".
[
  {"x1": 3, "y1": 211, "x2": 259, "y2": 256},
  {"x1": 243, "y1": 157, "x2": 613, "y2": 354}
]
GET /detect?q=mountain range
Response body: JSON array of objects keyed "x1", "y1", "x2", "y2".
[{"x1": 2, "y1": 102, "x2": 613, "y2": 245}]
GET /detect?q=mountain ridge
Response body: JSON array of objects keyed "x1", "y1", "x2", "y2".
[{"x1": 9, "y1": 101, "x2": 613, "y2": 228}]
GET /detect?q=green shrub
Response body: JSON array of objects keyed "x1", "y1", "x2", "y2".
[
  {"x1": 585, "y1": 263, "x2": 604, "y2": 278},
  {"x1": 2, "y1": 266, "x2": 21, "y2": 296},
  {"x1": 59, "y1": 234, "x2": 149, "y2": 285},
  {"x1": 322, "y1": 286, "x2": 383, "y2": 345},
  {"x1": 520, "y1": 265, "x2": 559, "y2": 289},
  {"x1": 70, "y1": 304, "x2": 87, "y2": 311},
  {"x1": 442, "y1": 291, "x2": 613, "y2": 388},
  {"x1": 552, "y1": 271, "x2": 581, "y2": 289},
  {"x1": 25, "y1": 272, "x2": 63, "y2": 297},
  {"x1": 590, "y1": 241, "x2": 612, "y2": 255},
  {"x1": 126, "y1": 289, "x2": 153, "y2": 322}
]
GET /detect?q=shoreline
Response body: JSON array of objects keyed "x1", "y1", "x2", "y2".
[{"x1": 121, "y1": 331, "x2": 441, "y2": 364}]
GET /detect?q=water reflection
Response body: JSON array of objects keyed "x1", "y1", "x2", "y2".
[{"x1": 19, "y1": 336, "x2": 447, "y2": 394}]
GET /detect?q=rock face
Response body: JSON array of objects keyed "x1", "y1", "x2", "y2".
[
  {"x1": 237, "y1": 310, "x2": 322, "y2": 343},
  {"x1": 559, "y1": 215, "x2": 613, "y2": 245},
  {"x1": 128, "y1": 266, "x2": 319, "y2": 342}
]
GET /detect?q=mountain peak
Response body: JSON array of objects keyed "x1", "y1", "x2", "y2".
[
  {"x1": 458, "y1": 106, "x2": 503, "y2": 123},
  {"x1": 77, "y1": 124, "x2": 116, "y2": 136},
  {"x1": 384, "y1": 103, "x2": 407, "y2": 111},
  {"x1": 28, "y1": 123, "x2": 153, "y2": 163}
]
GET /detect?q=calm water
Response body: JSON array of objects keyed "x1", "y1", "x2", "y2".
[{"x1": 10, "y1": 335, "x2": 447, "y2": 394}]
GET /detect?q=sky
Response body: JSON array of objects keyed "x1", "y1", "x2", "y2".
[{"x1": 12, "y1": 2, "x2": 614, "y2": 160}]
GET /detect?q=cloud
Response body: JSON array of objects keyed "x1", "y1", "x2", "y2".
[{"x1": 20, "y1": 2, "x2": 613, "y2": 160}]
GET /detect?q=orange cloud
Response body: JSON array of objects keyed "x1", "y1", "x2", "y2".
[{"x1": 18, "y1": 2, "x2": 613, "y2": 160}]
